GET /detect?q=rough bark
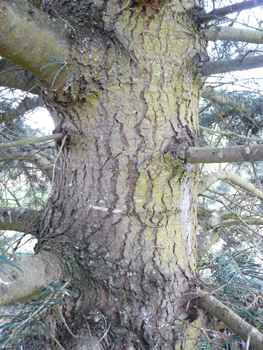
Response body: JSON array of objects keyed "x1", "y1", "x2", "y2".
[
  {"x1": 0, "y1": 207, "x2": 42, "y2": 235},
  {"x1": 2, "y1": 0, "x2": 252, "y2": 349},
  {"x1": 28, "y1": 0, "x2": 204, "y2": 348},
  {"x1": 0, "y1": 251, "x2": 64, "y2": 305}
]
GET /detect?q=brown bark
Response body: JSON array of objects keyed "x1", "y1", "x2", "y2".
[
  {"x1": 0, "y1": 0, "x2": 231, "y2": 349},
  {"x1": 30, "y1": 0, "x2": 204, "y2": 348}
]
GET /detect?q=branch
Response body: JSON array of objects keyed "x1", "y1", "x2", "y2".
[
  {"x1": 0, "y1": 59, "x2": 39, "y2": 94},
  {"x1": 0, "y1": 251, "x2": 64, "y2": 306},
  {"x1": 0, "y1": 0, "x2": 75, "y2": 88},
  {"x1": 197, "y1": 210, "x2": 221, "y2": 260},
  {"x1": 0, "y1": 207, "x2": 42, "y2": 235},
  {"x1": 186, "y1": 144, "x2": 263, "y2": 164},
  {"x1": 202, "y1": 86, "x2": 253, "y2": 115},
  {"x1": 216, "y1": 218, "x2": 263, "y2": 228},
  {"x1": 206, "y1": 26, "x2": 263, "y2": 44},
  {"x1": 198, "y1": 290, "x2": 263, "y2": 350},
  {"x1": 0, "y1": 151, "x2": 53, "y2": 178},
  {"x1": 201, "y1": 55, "x2": 263, "y2": 76},
  {"x1": 197, "y1": 229, "x2": 220, "y2": 261},
  {"x1": 198, "y1": 170, "x2": 263, "y2": 199},
  {"x1": 0, "y1": 133, "x2": 63, "y2": 150},
  {"x1": 199, "y1": 0, "x2": 263, "y2": 23},
  {"x1": 0, "y1": 96, "x2": 43, "y2": 123}
]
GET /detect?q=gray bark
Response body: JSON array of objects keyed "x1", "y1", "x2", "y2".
[
  {"x1": 187, "y1": 144, "x2": 263, "y2": 163},
  {"x1": 201, "y1": 55, "x2": 263, "y2": 76},
  {"x1": 206, "y1": 26, "x2": 263, "y2": 44}
]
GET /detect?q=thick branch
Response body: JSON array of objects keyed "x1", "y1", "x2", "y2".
[
  {"x1": 0, "y1": 96, "x2": 43, "y2": 123},
  {"x1": 199, "y1": 170, "x2": 263, "y2": 199},
  {"x1": 206, "y1": 26, "x2": 263, "y2": 44},
  {"x1": 0, "y1": 133, "x2": 63, "y2": 150},
  {"x1": 202, "y1": 86, "x2": 253, "y2": 114},
  {"x1": 199, "y1": 290, "x2": 263, "y2": 350},
  {"x1": 201, "y1": 55, "x2": 263, "y2": 76},
  {"x1": 199, "y1": 0, "x2": 263, "y2": 23},
  {"x1": 0, "y1": 0, "x2": 75, "y2": 87},
  {"x1": 0, "y1": 151, "x2": 53, "y2": 178},
  {"x1": 186, "y1": 144, "x2": 263, "y2": 163},
  {"x1": 0, "y1": 59, "x2": 39, "y2": 94},
  {"x1": 0, "y1": 251, "x2": 64, "y2": 306},
  {"x1": 0, "y1": 207, "x2": 42, "y2": 235}
]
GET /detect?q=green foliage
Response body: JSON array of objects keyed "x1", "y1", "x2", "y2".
[
  {"x1": 212, "y1": 250, "x2": 263, "y2": 330},
  {"x1": 197, "y1": 249, "x2": 263, "y2": 349},
  {"x1": 40, "y1": 56, "x2": 88, "y2": 92},
  {"x1": 195, "y1": 334, "x2": 241, "y2": 350},
  {"x1": 0, "y1": 279, "x2": 76, "y2": 349}
]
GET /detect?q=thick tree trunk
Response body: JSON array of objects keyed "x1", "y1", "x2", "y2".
[{"x1": 33, "y1": 0, "x2": 205, "y2": 348}]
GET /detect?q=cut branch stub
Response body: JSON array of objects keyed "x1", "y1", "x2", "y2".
[{"x1": 166, "y1": 126, "x2": 198, "y2": 161}]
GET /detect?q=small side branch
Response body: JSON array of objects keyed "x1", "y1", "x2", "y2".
[
  {"x1": 201, "y1": 55, "x2": 263, "y2": 76},
  {"x1": 0, "y1": 207, "x2": 42, "y2": 235},
  {"x1": 198, "y1": 290, "x2": 263, "y2": 350},
  {"x1": 0, "y1": 133, "x2": 63, "y2": 150},
  {"x1": 202, "y1": 86, "x2": 253, "y2": 115},
  {"x1": 0, "y1": 96, "x2": 43, "y2": 123},
  {"x1": 186, "y1": 144, "x2": 263, "y2": 164},
  {"x1": 199, "y1": 0, "x2": 263, "y2": 23},
  {"x1": 0, "y1": 151, "x2": 54, "y2": 178},
  {"x1": 198, "y1": 170, "x2": 263, "y2": 199},
  {"x1": 0, "y1": 59, "x2": 39, "y2": 94},
  {"x1": 0, "y1": 251, "x2": 64, "y2": 306}
]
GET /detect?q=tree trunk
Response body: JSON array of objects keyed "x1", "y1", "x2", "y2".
[{"x1": 33, "y1": 0, "x2": 205, "y2": 348}]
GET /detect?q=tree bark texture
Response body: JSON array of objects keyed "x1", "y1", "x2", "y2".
[{"x1": 2, "y1": 0, "x2": 207, "y2": 348}]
